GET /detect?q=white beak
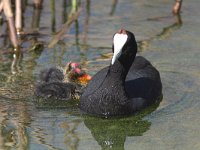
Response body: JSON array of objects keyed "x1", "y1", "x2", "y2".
[{"x1": 111, "y1": 33, "x2": 128, "y2": 65}]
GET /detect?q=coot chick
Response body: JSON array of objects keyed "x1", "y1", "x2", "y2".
[
  {"x1": 35, "y1": 62, "x2": 91, "y2": 100},
  {"x1": 80, "y1": 29, "x2": 162, "y2": 117}
]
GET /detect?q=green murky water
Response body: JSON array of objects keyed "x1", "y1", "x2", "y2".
[{"x1": 0, "y1": 0, "x2": 200, "y2": 149}]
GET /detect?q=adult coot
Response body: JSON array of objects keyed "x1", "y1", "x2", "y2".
[{"x1": 80, "y1": 29, "x2": 162, "y2": 116}]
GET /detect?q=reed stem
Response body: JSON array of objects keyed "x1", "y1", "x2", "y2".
[
  {"x1": 172, "y1": 0, "x2": 183, "y2": 14},
  {"x1": 0, "y1": 1, "x2": 3, "y2": 13},
  {"x1": 15, "y1": 0, "x2": 22, "y2": 34},
  {"x1": 3, "y1": 0, "x2": 19, "y2": 48}
]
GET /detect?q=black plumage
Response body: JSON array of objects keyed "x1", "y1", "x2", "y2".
[
  {"x1": 80, "y1": 29, "x2": 162, "y2": 116},
  {"x1": 34, "y1": 67, "x2": 78, "y2": 100}
]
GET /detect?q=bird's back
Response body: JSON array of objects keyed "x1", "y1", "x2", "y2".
[{"x1": 125, "y1": 56, "x2": 162, "y2": 104}]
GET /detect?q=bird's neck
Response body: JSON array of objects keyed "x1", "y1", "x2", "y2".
[{"x1": 108, "y1": 60, "x2": 129, "y2": 81}]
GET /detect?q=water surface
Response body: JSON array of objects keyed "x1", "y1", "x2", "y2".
[{"x1": 0, "y1": 0, "x2": 200, "y2": 149}]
